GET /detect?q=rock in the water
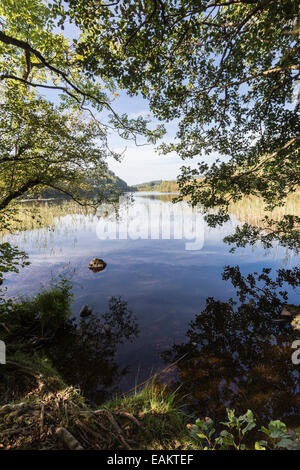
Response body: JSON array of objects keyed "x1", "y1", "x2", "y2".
[
  {"x1": 88, "y1": 258, "x2": 107, "y2": 273},
  {"x1": 79, "y1": 305, "x2": 92, "y2": 318}
]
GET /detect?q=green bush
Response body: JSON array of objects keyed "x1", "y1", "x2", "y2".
[
  {"x1": 0, "y1": 277, "x2": 73, "y2": 345},
  {"x1": 189, "y1": 409, "x2": 300, "y2": 450}
]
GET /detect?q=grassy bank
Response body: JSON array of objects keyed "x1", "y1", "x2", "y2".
[
  {"x1": 1, "y1": 356, "x2": 299, "y2": 450},
  {"x1": 0, "y1": 354, "x2": 192, "y2": 450},
  {"x1": 0, "y1": 282, "x2": 191, "y2": 450},
  {"x1": 1, "y1": 270, "x2": 299, "y2": 450},
  {"x1": 0, "y1": 289, "x2": 299, "y2": 450},
  {"x1": 134, "y1": 178, "x2": 299, "y2": 219}
]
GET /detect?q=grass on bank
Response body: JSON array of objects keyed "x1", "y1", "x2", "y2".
[
  {"x1": 0, "y1": 283, "x2": 193, "y2": 450},
  {"x1": 135, "y1": 179, "x2": 300, "y2": 223},
  {"x1": 1, "y1": 275, "x2": 300, "y2": 450},
  {"x1": 105, "y1": 383, "x2": 193, "y2": 450},
  {"x1": 1, "y1": 354, "x2": 300, "y2": 450},
  {"x1": 0, "y1": 356, "x2": 194, "y2": 450}
]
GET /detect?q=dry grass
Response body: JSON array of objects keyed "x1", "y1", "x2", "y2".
[{"x1": 228, "y1": 192, "x2": 300, "y2": 227}]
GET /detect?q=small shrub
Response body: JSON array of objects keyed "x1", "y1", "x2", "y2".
[{"x1": 189, "y1": 409, "x2": 300, "y2": 450}]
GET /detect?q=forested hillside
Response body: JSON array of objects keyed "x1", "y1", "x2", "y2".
[
  {"x1": 23, "y1": 171, "x2": 133, "y2": 200},
  {"x1": 134, "y1": 180, "x2": 178, "y2": 192}
]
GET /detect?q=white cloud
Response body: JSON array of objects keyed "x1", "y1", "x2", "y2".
[{"x1": 107, "y1": 144, "x2": 198, "y2": 185}]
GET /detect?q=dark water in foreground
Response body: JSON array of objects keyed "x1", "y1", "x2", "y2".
[{"x1": 3, "y1": 193, "x2": 300, "y2": 423}]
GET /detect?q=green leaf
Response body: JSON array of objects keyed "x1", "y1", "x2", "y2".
[
  {"x1": 255, "y1": 441, "x2": 267, "y2": 450},
  {"x1": 267, "y1": 420, "x2": 288, "y2": 439}
]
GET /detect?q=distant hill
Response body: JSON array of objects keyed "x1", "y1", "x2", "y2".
[
  {"x1": 133, "y1": 180, "x2": 178, "y2": 193},
  {"x1": 25, "y1": 171, "x2": 133, "y2": 200}
]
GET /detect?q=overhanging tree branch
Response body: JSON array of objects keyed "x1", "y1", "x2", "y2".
[
  {"x1": 0, "y1": 178, "x2": 42, "y2": 210},
  {"x1": 231, "y1": 137, "x2": 300, "y2": 181},
  {"x1": 0, "y1": 31, "x2": 156, "y2": 143}
]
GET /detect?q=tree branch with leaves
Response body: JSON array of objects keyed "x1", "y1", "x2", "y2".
[{"x1": 60, "y1": 0, "x2": 299, "y2": 250}]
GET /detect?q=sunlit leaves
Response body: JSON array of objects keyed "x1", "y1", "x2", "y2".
[{"x1": 58, "y1": 0, "x2": 299, "y2": 250}]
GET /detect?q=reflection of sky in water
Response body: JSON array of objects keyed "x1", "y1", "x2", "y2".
[{"x1": 2, "y1": 193, "x2": 299, "y2": 389}]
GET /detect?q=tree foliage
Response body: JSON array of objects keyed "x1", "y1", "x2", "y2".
[
  {"x1": 0, "y1": 242, "x2": 29, "y2": 286},
  {"x1": 1, "y1": 0, "x2": 299, "y2": 247},
  {"x1": 58, "y1": 0, "x2": 299, "y2": 249},
  {"x1": 0, "y1": 86, "x2": 113, "y2": 210},
  {"x1": 0, "y1": 0, "x2": 164, "y2": 212}
]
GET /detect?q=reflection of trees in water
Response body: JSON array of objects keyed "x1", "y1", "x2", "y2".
[
  {"x1": 0, "y1": 198, "x2": 126, "y2": 250},
  {"x1": 48, "y1": 297, "x2": 139, "y2": 404},
  {"x1": 161, "y1": 266, "x2": 300, "y2": 426}
]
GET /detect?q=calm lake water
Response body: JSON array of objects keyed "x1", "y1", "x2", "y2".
[{"x1": 3, "y1": 193, "x2": 300, "y2": 422}]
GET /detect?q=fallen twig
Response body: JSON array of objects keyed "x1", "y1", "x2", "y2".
[
  {"x1": 55, "y1": 426, "x2": 83, "y2": 450},
  {"x1": 94, "y1": 409, "x2": 132, "y2": 450},
  {"x1": 115, "y1": 411, "x2": 152, "y2": 440}
]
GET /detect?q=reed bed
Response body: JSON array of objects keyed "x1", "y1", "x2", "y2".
[{"x1": 228, "y1": 192, "x2": 300, "y2": 227}]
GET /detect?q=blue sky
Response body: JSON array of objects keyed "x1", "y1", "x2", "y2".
[
  {"x1": 41, "y1": 20, "x2": 205, "y2": 186},
  {"x1": 100, "y1": 91, "x2": 187, "y2": 185},
  {"x1": 103, "y1": 91, "x2": 197, "y2": 186},
  {"x1": 42, "y1": 84, "x2": 193, "y2": 185}
]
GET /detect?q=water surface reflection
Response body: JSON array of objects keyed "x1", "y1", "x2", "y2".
[
  {"x1": 162, "y1": 266, "x2": 300, "y2": 426},
  {"x1": 2, "y1": 193, "x2": 299, "y2": 404}
]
